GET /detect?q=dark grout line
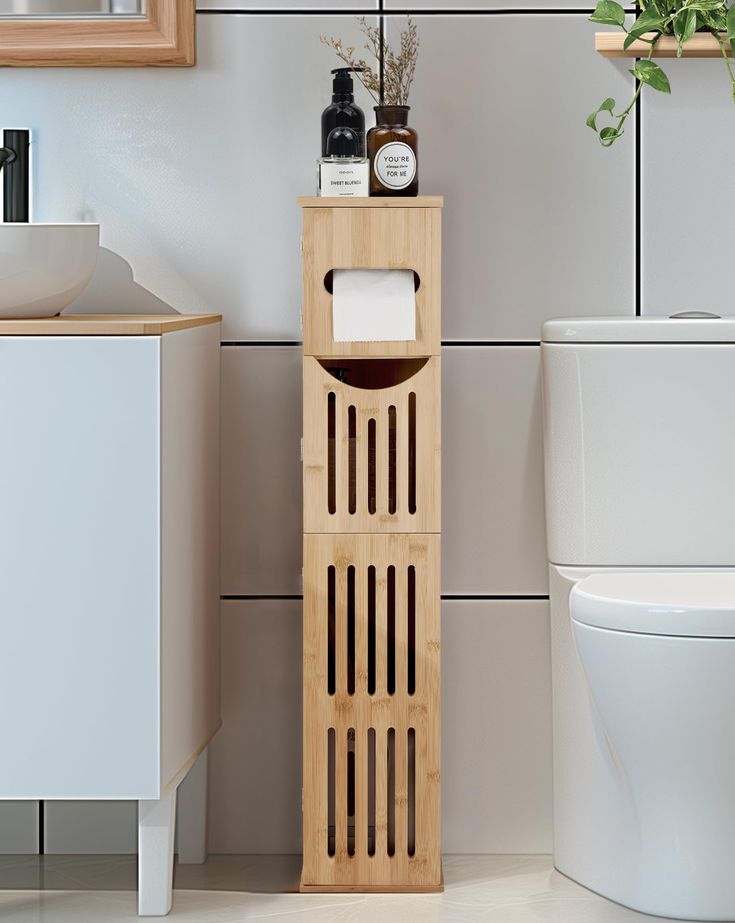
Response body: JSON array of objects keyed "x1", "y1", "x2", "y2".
[
  {"x1": 222, "y1": 594, "x2": 304, "y2": 600},
  {"x1": 38, "y1": 801, "x2": 44, "y2": 855},
  {"x1": 220, "y1": 340, "x2": 541, "y2": 347},
  {"x1": 442, "y1": 340, "x2": 540, "y2": 346},
  {"x1": 635, "y1": 79, "x2": 642, "y2": 317},
  {"x1": 197, "y1": 7, "x2": 606, "y2": 14},
  {"x1": 379, "y1": 0, "x2": 385, "y2": 100},
  {"x1": 221, "y1": 340, "x2": 302, "y2": 346},
  {"x1": 221, "y1": 593, "x2": 550, "y2": 601},
  {"x1": 442, "y1": 594, "x2": 550, "y2": 600}
]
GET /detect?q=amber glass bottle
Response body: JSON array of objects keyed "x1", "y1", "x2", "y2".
[{"x1": 367, "y1": 105, "x2": 418, "y2": 197}]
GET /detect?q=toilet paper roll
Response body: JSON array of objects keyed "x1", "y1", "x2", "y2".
[{"x1": 332, "y1": 269, "x2": 416, "y2": 342}]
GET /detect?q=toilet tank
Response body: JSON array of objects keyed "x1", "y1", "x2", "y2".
[{"x1": 542, "y1": 316, "x2": 735, "y2": 567}]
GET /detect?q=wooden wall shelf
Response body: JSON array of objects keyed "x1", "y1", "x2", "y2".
[{"x1": 596, "y1": 31, "x2": 732, "y2": 57}]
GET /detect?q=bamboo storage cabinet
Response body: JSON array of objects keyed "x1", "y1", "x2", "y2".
[{"x1": 299, "y1": 196, "x2": 443, "y2": 893}]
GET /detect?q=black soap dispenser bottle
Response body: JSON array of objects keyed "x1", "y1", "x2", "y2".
[{"x1": 321, "y1": 67, "x2": 366, "y2": 158}]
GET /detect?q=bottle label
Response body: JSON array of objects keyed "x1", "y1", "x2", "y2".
[
  {"x1": 319, "y1": 161, "x2": 370, "y2": 197},
  {"x1": 373, "y1": 142, "x2": 416, "y2": 191}
]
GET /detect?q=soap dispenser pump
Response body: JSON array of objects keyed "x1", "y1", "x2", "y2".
[{"x1": 321, "y1": 67, "x2": 366, "y2": 158}]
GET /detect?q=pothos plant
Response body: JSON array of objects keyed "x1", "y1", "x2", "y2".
[{"x1": 587, "y1": 0, "x2": 735, "y2": 145}]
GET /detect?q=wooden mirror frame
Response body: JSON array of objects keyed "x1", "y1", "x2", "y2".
[{"x1": 0, "y1": 0, "x2": 194, "y2": 66}]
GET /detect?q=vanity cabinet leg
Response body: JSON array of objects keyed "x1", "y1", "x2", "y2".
[
  {"x1": 177, "y1": 747, "x2": 209, "y2": 865},
  {"x1": 138, "y1": 790, "x2": 177, "y2": 916}
]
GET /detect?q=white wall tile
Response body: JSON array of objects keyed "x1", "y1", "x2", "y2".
[
  {"x1": 443, "y1": 346, "x2": 547, "y2": 595},
  {"x1": 221, "y1": 347, "x2": 303, "y2": 596},
  {"x1": 642, "y1": 59, "x2": 735, "y2": 316},
  {"x1": 393, "y1": 15, "x2": 635, "y2": 339},
  {"x1": 0, "y1": 804, "x2": 38, "y2": 855},
  {"x1": 208, "y1": 601, "x2": 302, "y2": 854},
  {"x1": 220, "y1": 344, "x2": 547, "y2": 598},
  {"x1": 44, "y1": 803, "x2": 136, "y2": 854},
  {"x1": 0, "y1": 14, "x2": 376, "y2": 340},
  {"x1": 209, "y1": 600, "x2": 551, "y2": 854},
  {"x1": 443, "y1": 600, "x2": 552, "y2": 854}
]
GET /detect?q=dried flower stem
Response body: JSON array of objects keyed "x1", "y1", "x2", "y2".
[{"x1": 320, "y1": 16, "x2": 419, "y2": 107}]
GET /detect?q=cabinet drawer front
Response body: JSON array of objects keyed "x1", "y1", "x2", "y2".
[
  {"x1": 304, "y1": 357, "x2": 440, "y2": 534},
  {"x1": 302, "y1": 206, "x2": 441, "y2": 359},
  {"x1": 0, "y1": 337, "x2": 160, "y2": 798},
  {"x1": 302, "y1": 533, "x2": 441, "y2": 889}
]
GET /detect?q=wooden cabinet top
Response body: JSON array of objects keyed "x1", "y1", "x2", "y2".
[
  {"x1": 298, "y1": 196, "x2": 443, "y2": 209},
  {"x1": 0, "y1": 314, "x2": 221, "y2": 336}
]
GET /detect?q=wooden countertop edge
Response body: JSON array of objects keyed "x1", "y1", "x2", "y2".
[
  {"x1": 298, "y1": 195, "x2": 443, "y2": 208},
  {"x1": 0, "y1": 314, "x2": 222, "y2": 336}
]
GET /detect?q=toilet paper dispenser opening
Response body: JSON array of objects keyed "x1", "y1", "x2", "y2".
[{"x1": 324, "y1": 269, "x2": 421, "y2": 294}]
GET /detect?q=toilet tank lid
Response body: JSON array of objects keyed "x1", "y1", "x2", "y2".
[
  {"x1": 543, "y1": 316, "x2": 735, "y2": 344},
  {"x1": 571, "y1": 573, "x2": 735, "y2": 637}
]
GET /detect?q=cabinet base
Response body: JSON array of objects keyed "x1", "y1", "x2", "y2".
[{"x1": 299, "y1": 869, "x2": 444, "y2": 894}]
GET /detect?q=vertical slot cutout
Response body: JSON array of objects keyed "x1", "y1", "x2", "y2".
[
  {"x1": 387, "y1": 565, "x2": 396, "y2": 696},
  {"x1": 388, "y1": 405, "x2": 397, "y2": 514},
  {"x1": 347, "y1": 728, "x2": 355, "y2": 857},
  {"x1": 368, "y1": 417, "x2": 377, "y2": 515},
  {"x1": 408, "y1": 728, "x2": 416, "y2": 857},
  {"x1": 327, "y1": 392, "x2": 336, "y2": 514},
  {"x1": 328, "y1": 728, "x2": 335, "y2": 856},
  {"x1": 407, "y1": 565, "x2": 416, "y2": 696},
  {"x1": 348, "y1": 405, "x2": 357, "y2": 515},
  {"x1": 327, "y1": 565, "x2": 336, "y2": 696},
  {"x1": 387, "y1": 728, "x2": 396, "y2": 857},
  {"x1": 367, "y1": 565, "x2": 376, "y2": 695},
  {"x1": 408, "y1": 392, "x2": 417, "y2": 514},
  {"x1": 367, "y1": 728, "x2": 376, "y2": 856},
  {"x1": 347, "y1": 565, "x2": 356, "y2": 696}
]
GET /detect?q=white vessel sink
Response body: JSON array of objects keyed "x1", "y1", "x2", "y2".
[{"x1": 0, "y1": 223, "x2": 99, "y2": 318}]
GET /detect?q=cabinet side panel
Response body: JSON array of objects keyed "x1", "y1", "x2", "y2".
[
  {"x1": 160, "y1": 324, "x2": 221, "y2": 792},
  {"x1": 0, "y1": 336, "x2": 160, "y2": 799}
]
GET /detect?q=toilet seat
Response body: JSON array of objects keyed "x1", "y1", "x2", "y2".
[{"x1": 571, "y1": 572, "x2": 735, "y2": 637}]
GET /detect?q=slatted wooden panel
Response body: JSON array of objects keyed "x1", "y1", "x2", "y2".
[
  {"x1": 301, "y1": 202, "x2": 442, "y2": 358},
  {"x1": 303, "y1": 357, "x2": 440, "y2": 534},
  {"x1": 302, "y1": 533, "x2": 441, "y2": 891}
]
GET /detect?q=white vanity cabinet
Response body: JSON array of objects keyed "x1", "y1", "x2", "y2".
[{"x1": 0, "y1": 314, "x2": 221, "y2": 916}]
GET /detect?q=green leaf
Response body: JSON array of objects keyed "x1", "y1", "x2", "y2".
[
  {"x1": 626, "y1": 6, "x2": 667, "y2": 37},
  {"x1": 728, "y1": 4, "x2": 735, "y2": 55},
  {"x1": 589, "y1": 0, "x2": 626, "y2": 25},
  {"x1": 701, "y1": 8, "x2": 726, "y2": 30},
  {"x1": 630, "y1": 59, "x2": 672, "y2": 93},
  {"x1": 673, "y1": 8, "x2": 697, "y2": 52},
  {"x1": 586, "y1": 97, "x2": 617, "y2": 131},
  {"x1": 600, "y1": 126, "x2": 624, "y2": 146},
  {"x1": 682, "y1": 0, "x2": 723, "y2": 9}
]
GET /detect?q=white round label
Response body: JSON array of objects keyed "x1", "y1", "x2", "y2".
[{"x1": 374, "y1": 141, "x2": 416, "y2": 190}]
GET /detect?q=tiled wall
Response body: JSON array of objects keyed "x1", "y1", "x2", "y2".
[{"x1": 0, "y1": 0, "x2": 731, "y2": 856}]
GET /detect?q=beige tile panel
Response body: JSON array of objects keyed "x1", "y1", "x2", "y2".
[
  {"x1": 401, "y1": 15, "x2": 636, "y2": 340},
  {"x1": 220, "y1": 347, "x2": 303, "y2": 596},
  {"x1": 443, "y1": 346, "x2": 548, "y2": 595},
  {"x1": 642, "y1": 58, "x2": 735, "y2": 316},
  {"x1": 442, "y1": 600, "x2": 552, "y2": 854},
  {"x1": 209, "y1": 599, "x2": 551, "y2": 855}
]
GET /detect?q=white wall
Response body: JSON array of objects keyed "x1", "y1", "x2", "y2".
[{"x1": 0, "y1": 0, "x2": 731, "y2": 856}]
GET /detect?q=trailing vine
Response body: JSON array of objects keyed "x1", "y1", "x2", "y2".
[{"x1": 588, "y1": 0, "x2": 735, "y2": 145}]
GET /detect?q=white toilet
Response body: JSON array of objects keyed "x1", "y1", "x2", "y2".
[{"x1": 542, "y1": 316, "x2": 735, "y2": 921}]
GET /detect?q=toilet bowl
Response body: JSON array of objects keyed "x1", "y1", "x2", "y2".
[{"x1": 571, "y1": 572, "x2": 735, "y2": 921}]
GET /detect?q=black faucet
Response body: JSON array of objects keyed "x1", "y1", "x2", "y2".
[{"x1": 0, "y1": 129, "x2": 30, "y2": 223}]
